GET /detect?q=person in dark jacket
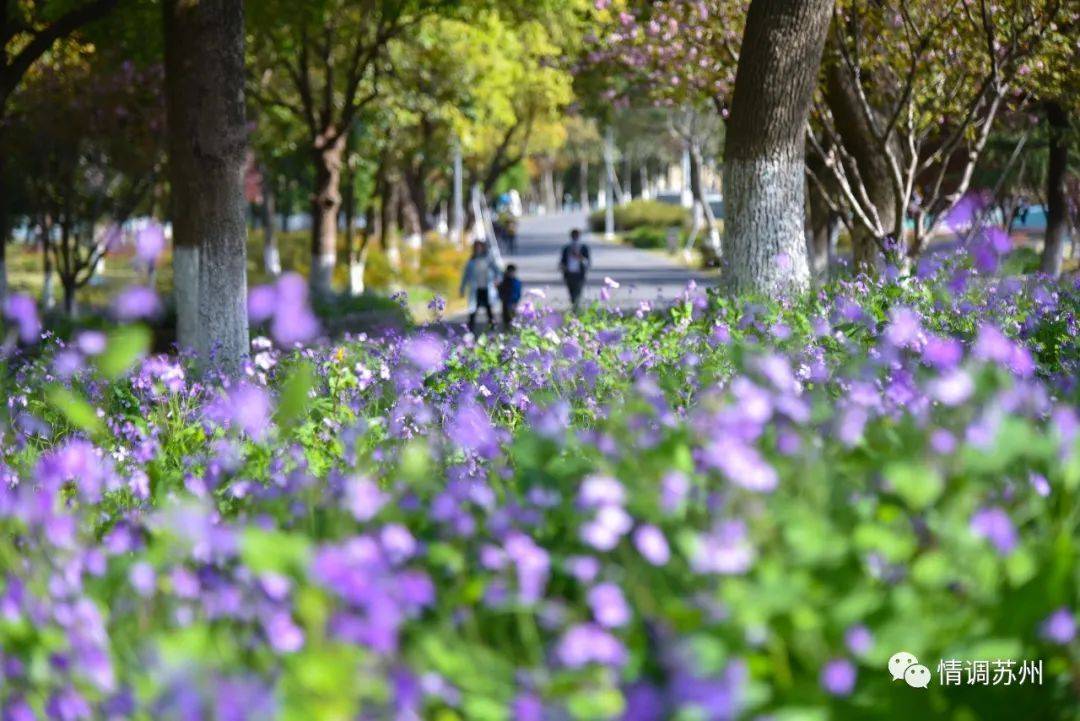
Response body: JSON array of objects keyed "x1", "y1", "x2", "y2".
[
  {"x1": 559, "y1": 229, "x2": 591, "y2": 310},
  {"x1": 497, "y1": 263, "x2": 523, "y2": 329}
]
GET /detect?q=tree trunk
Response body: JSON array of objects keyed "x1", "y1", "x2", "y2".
[
  {"x1": 579, "y1": 158, "x2": 591, "y2": 212},
  {"x1": 403, "y1": 167, "x2": 432, "y2": 234},
  {"x1": 0, "y1": 157, "x2": 7, "y2": 305},
  {"x1": 721, "y1": 0, "x2": 833, "y2": 296},
  {"x1": 62, "y1": 280, "x2": 77, "y2": 317},
  {"x1": 310, "y1": 132, "x2": 345, "y2": 297},
  {"x1": 350, "y1": 201, "x2": 372, "y2": 296},
  {"x1": 1041, "y1": 101, "x2": 1070, "y2": 277},
  {"x1": 542, "y1": 160, "x2": 557, "y2": 211},
  {"x1": 823, "y1": 58, "x2": 897, "y2": 271},
  {"x1": 689, "y1": 144, "x2": 721, "y2": 255},
  {"x1": 380, "y1": 173, "x2": 401, "y2": 271},
  {"x1": 261, "y1": 168, "x2": 281, "y2": 277},
  {"x1": 164, "y1": 0, "x2": 250, "y2": 370},
  {"x1": 40, "y1": 219, "x2": 56, "y2": 310},
  {"x1": 806, "y1": 177, "x2": 840, "y2": 281}
]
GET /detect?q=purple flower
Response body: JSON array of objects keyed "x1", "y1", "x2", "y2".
[
  {"x1": 633, "y1": 525, "x2": 671, "y2": 565},
  {"x1": 135, "y1": 222, "x2": 166, "y2": 265},
  {"x1": 661, "y1": 471, "x2": 690, "y2": 512},
  {"x1": 620, "y1": 684, "x2": 665, "y2": 721},
  {"x1": 691, "y1": 521, "x2": 754, "y2": 575},
  {"x1": 76, "y1": 330, "x2": 107, "y2": 356},
  {"x1": 46, "y1": 686, "x2": 91, "y2": 721},
  {"x1": 973, "y1": 324, "x2": 1033, "y2": 377},
  {"x1": 820, "y1": 658, "x2": 857, "y2": 696},
  {"x1": 113, "y1": 285, "x2": 162, "y2": 321},
  {"x1": 448, "y1": 401, "x2": 497, "y2": 456},
  {"x1": 702, "y1": 437, "x2": 778, "y2": 493},
  {"x1": 380, "y1": 524, "x2": 417, "y2": 564},
  {"x1": 3, "y1": 293, "x2": 41, "y2": 343},
  {"x1": 4, "y1": 697, "x2": 36, "y2": 721},
  {"x1": 929, "y1": 370, "x2": 974, "y2": 406},
  {"x1": 249, "y1": 273, "x2": 319, "y2": 345},
  {"x1": 511, "y1": 693, "x2": 544, "y2": 721},
  {"x1": 580, "y1": 505, "x2": 632, "y2": 551},
  {"x1": 884, "y1": 306, "x2": 922, "y2": 349},
  {"x1": 844, "y1": 624, "x2": 873, "y2": 655},
  {"x1": 922, "y1": 335, "x2": 963, "y2": 369},
  {"x1": 579, "y1": 475, "x2": 625, "y2": 508},
  {"x1": 1040, "y1": 607, "x2": 1076, "y2": 645},
  {"x1": 1029, "y1": 472, "x2": 1050, "y2": 498},
  {"x1": 565, "y1": 555, "x2": 600, "y2": 583},
  {"x1": 587, "y1": 582, "x2": 631, "y2": 628},
  {"x1": 345, "y1": 476, "x2": 387, "y2": 522},
  {"x1": 555, "y1": 623, "x2": 627, "y2": 668},
  {"x1": 129, "y1": 562, "x2": 156, "y2": 597},
  {"x1": 402, "y1": 334, "x2": 446, "y2": 373},
  {"x1": 504, "y1": 532, "x2": 550, "y2": 603},
  {"x1": 248, "y1": 285, "x2": 277, "y2": 323},
  {"x1": 226, "y1": 382, "x2": 272, "y2": 439},
  {"x1": 264, "y1": 611, "x2": 305, "y2": 653},
  {"x1": 970, "y1": 506, "x2": 1018, "y2": 555}
]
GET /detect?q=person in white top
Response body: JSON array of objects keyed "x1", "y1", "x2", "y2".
[{"x1": 459, "y1": 241, "x2": 502, "y2": 333}]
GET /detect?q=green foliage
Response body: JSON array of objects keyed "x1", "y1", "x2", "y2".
[
  {"x1": 588, "y1": 199, "x2": 690, "y2": 233},
  {"x1": 622, "y1": 225, "x2": 676, "y2": 249}
]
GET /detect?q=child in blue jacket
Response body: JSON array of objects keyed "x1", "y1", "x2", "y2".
[{"x1": 498, "y1": 264, "x2": 523, "y2": 330}]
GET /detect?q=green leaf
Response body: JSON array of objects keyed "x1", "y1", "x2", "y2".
[
  {"x1": 276, "y1": 361, "x2": 315, "y2": 429},
  {"x1": 885, "y1": 462, "x2": 943, "y2": 510},
  {"x1": 566, "y1": 688, "x2": 624, "y2": 720},
  {"x1": 240, "y1": 527, "x2": 311, "y2": 574},
  {"x1": 95, "y1": 325, "x2": 151, "y2": 379},
  {"x1": 853, "y1": 522, "x2": 917, "y2": 563},
  {"x1": 46, "y1": 385, "x2": 103, "y2": 435}
]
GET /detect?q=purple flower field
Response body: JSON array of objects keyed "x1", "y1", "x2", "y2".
[{"x1": 1, "y1": 244, "x2": 1079, "y2": 721}]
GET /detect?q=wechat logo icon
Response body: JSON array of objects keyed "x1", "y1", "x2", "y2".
[{"x1": 889, "y1": 651, "x2": 931, "y2": 688}]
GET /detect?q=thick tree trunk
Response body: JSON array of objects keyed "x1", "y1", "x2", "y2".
[
  {"x1": 1041, "y1": 101, "x2": 1070, "y2": 277},
  {"x1": 261, "y1": 168, "x2": 280, "y2": 277},
  {"x1": 722, "y1": 0, "x2": 833, "y2": 296},
  {"x1": 164, "y1": 0, "x2": 250, "y2": 370},
  {"x1": 62, "y1": 281, "x2": 77, "y2": 317},
  {"x1": 403, "y1": 167, "x2": 432, "y2": 234},
  {"x1": 310, "y1": 132, "x2": 345, "y2": 297}
]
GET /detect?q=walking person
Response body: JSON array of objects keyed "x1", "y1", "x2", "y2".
[
  {"x1": 460, "y1": 240, "x2": 501, "y2": 334},
  {"x1": 559, "y1": 228, "x2": 591, "y2": 310},
  {"x1": 498, "y1": 264, "x2": 522, "y2": 329}
]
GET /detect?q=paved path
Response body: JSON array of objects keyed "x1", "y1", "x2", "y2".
[{"x1": 501, "y1": 211, "x2": 717, "y2": 311}]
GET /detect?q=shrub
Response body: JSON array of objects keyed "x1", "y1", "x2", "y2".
[
  {"x1": 623, "y1": 225, "x2": 672, "y2": 249},
  {"x1": 588, "y1": 199, "x2": 690, "y2": 233}
]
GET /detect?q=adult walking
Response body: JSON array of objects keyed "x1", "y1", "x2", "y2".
[
  {"x1": 460, "y1": 240, "x2": 501, "y2": 333},
  {"x1": 559, "y1": 228, "x2": 591, "y2": 310}
]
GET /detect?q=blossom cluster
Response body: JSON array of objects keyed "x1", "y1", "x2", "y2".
[{"x1": 0, "y1": 247, "x2": 1078, "y2": 719}]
